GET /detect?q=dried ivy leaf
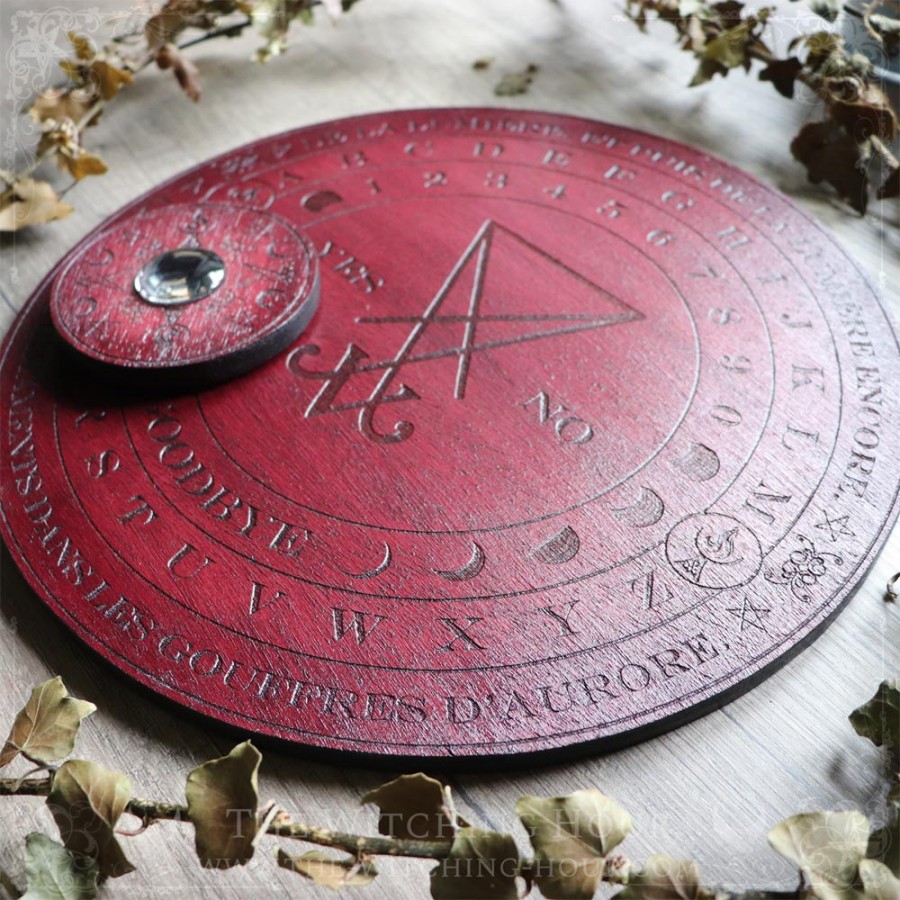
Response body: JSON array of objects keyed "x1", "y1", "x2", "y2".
[
  {"x1": 47, "y1": 760, "x2": 134, "y2": 879},
  {"x1": 145, "y1": 10, "x2": 191, "y2": 51},
  {"x1": 65, "y1": 151, "x2": 108, "y2": 181},
  {"x1": 516, "y1": 789, "x2": 632, "y2": 899},
  {"x1": 790, "y1": 121, "x2": 869, "y2": 214},
  {"x1": 185, "y1": 741, "x2": 261, "y2": 868},
  {"x1": 867, "y1": 816, "x2": 900, "y2": 877},
  {"x1": 0, "y1": 677, "x2": 96, "y2": 768},
  {"x1": 615, "y1": 854, "x2": 701, "y2": 899},
  {"x1": 860, "y1": 859, "x2": 900, "y2": 898},
  {"x1": 703, "y1": 17, "x2": 762, "y2": 71},
  {"x1": 681, "y1": 0, "x2": 765, "y2": 70},
  {"x1": 155, "y1": 44, "x2": 202, "y2": 101},
  {"x1": 690, "y1": 57, "x2": 728, "y2": 85},
  {"x1": 495, "y1": 64, "x2": 539, "y2": 96},
  {"x1": 57, "y1": 37, "x2": 132, "y2": 102},
  {"x1": 0, "y1": 178, "x2": 74, "y2": 231},
  {"x1": 867, "y1": 783, "x2": 899, "y2": 873},
  {"x1": 21, "y1": 832, "x2": 98, "y2": 900},
  {"x1": 430, "y1": 828, "x2": 520, "y2": 900},
  {"x1": 29, "y1": 89, "x2": 94, "y2": 126},
  {"x1": 277, "y1": 849, "x2": 377, "y2": 889},
  {"x1": 849, "y1": 679, "x2": 900, "y2": 749},
  {"x1": 88, "y1": 60, "x2": 133, "y2": 101},
  {"x1": 361, "y1": 774, "x2": 464, "y2": 841},
  {"x1": 67, "y1": 32, "x2": 95, "y2": 61},
  {"x1": 35, "y1": 119, "x2": 108, "y2": 182},
  {"x1": 759, "y1": 57, "x2": 804, "y2": 98},
  {"x1": 768, "y1": 811, "x2": 869, "y2": 900},
  {"x1": 252, "y1": 0, "x2": 314, "y2": 61},
  {"x1": 58, "y1": 59, "x2": 85, "y2": 84},
  {"x1": 827, "y1": 82, "x2": 898, "y2": 142}
]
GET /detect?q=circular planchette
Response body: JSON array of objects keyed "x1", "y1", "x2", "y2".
[
  {"x1": 50, "y1": 202, "x2": 320, "y2": 385},
  {"x1": 2, "y1": 109, "x2": 898, "y2": 762}
]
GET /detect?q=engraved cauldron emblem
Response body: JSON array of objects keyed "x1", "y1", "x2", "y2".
[{"x1": 666, "y1": 513, "x2": 763, "y2": 589}]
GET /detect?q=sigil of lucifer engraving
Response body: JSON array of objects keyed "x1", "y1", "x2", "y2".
[{"x1": 286, "y1": 219, "x2": 643, "y2": 443}]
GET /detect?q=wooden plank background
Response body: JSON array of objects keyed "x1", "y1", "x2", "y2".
[{"x1": 1, "y1": 0, "x2": 897, "y2": 896}]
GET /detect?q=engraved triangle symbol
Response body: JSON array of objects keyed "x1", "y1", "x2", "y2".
[
  {"x1": 357, "y1": 219, "x2": 644, "y2": 399},
  {"x1": 674, "y1": 557, "x2": 706, "y2": 581}
]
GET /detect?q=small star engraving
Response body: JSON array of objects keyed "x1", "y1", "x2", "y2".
[
  {"x1": 725, "y1": 596, "x2": 771, "y2": 633},
  {"x1": 814, "y1": 509, "x2": 855, "y2": 543}
]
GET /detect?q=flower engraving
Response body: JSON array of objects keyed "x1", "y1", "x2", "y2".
[{"x1": 765, "y1": 535, "x2": 843, "y2": 601}]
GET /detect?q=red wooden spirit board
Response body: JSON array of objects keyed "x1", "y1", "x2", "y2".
[{"x1": 2, "y1": 110, "x2": 898, "y2": 762}]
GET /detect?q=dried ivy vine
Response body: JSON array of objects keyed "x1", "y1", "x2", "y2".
[
  {"x1": 0, "y1": 0, "x2": 354, "y2": 231},
  {"x1": 0, "y1": 676, "x2": 896, "y2": 898},
  {"x1": 1, "y1": 0, "x2": 898, "y2": 232},
  {"x1": 625, "y1": 0, "x2": 899, "y2": 212}
]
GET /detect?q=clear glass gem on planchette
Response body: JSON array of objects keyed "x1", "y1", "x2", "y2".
[{"x1": 134, "y1": 248, "x2": 226, "y2": 306}]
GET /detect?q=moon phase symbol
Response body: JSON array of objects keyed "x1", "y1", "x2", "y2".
[
  {"x1": 338, "y1": 542, "x2": 392, "y2": 578},
  {"x1": 671, "y1": 442, "x2": 720, "y2": 482},
  {"x1": 532, "y1": 526, "x2": 580, "y2": 564},
  {"x1": 434, "y1": 542, "x2": 486, "y2": 581},
  {"x1": 611, "y1": 487, "x2": 664, "y2": 527},
  {"x1": 302, "y1": 190, "x2": 343, "y2": 212}
]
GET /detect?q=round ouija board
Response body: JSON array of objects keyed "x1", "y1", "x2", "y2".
[{"x1": 2, "y1": 109, "x2": 898, "y2": 762}]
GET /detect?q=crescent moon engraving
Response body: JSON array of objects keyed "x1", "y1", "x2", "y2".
[
  {"x1": 611, "y1": 487, "x2": 665, "y2": 527},
  {"x1": 338, "y1": 542, "x2": 392, "y2": 578},
  {"x1": 302, "y1": 189, "x2": 343, "y2": 212},
  {"x1": 434, "y1": 542, "x2": 486, "y2": 581},
  {"x1": 671, "y1": 442, "x2": 720, "y2": 482},
  {"x1": 532, "y1": 526, "x2": 580, "y2": 564}
]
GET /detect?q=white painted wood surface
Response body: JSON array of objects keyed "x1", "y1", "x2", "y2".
[{"x1": 1, "y1": 0, "x2": 897, "y2": 896}]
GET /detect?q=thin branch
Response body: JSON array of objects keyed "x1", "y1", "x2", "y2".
[
  {"x1": 0, "y1": 776, "x2": 51, "y2": 797},
  {"x1": 3, "y1": 777, "x2": 457, "y2": 858},
  {"x1": 871, "y1": 134, "x2": 900, "y2": 171},
  {"x1": 177, "y1": 16, "x2": 253, "y2": 50},
  {"x1": 130, "y1": 792, "x2": 457, "y2": 858}
]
